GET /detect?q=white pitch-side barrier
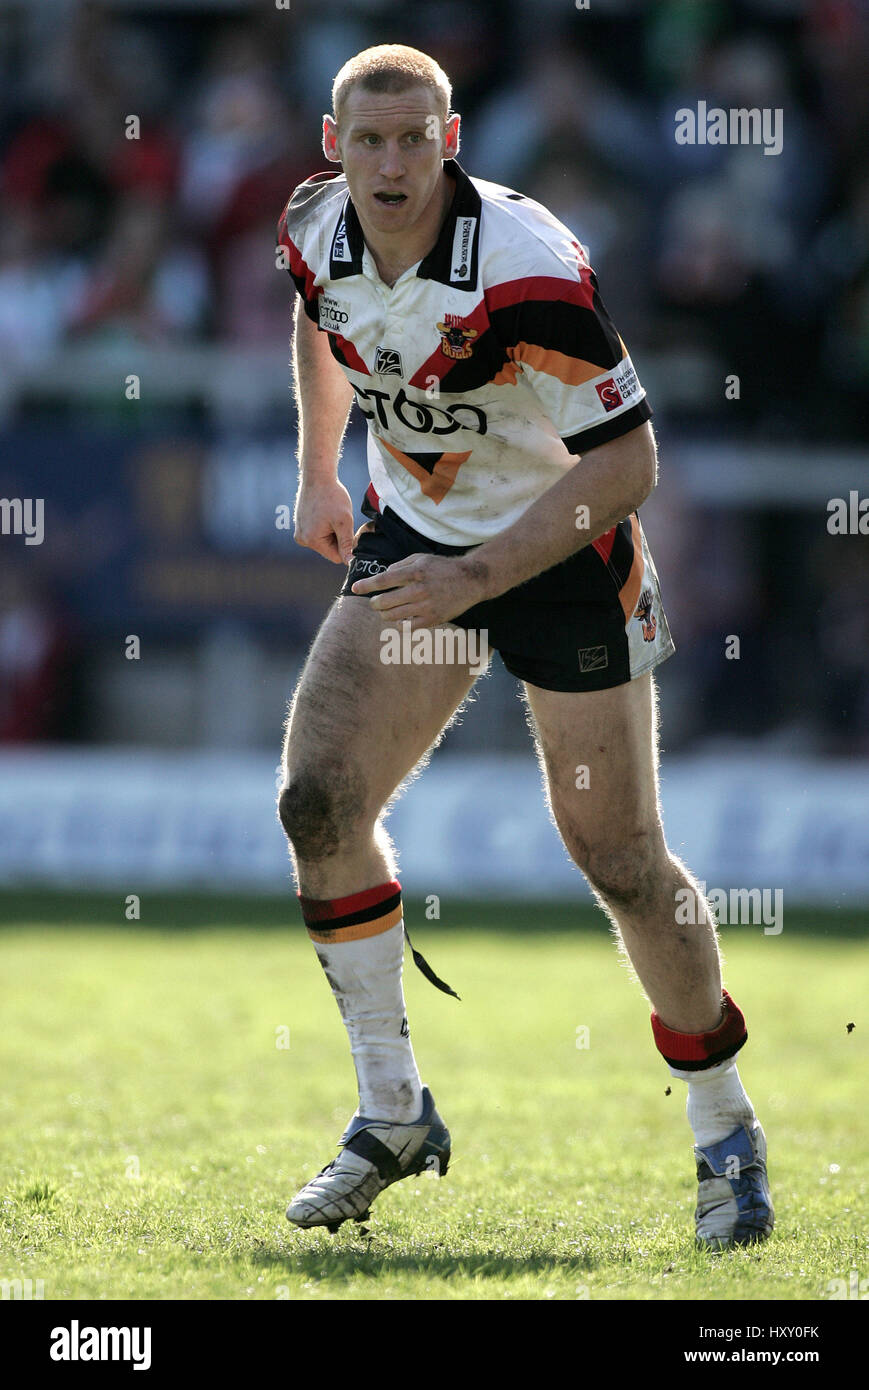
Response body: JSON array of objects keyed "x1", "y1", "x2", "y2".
[{"x1": 0, "y1": 747, "x2": 866, "y2": 905}]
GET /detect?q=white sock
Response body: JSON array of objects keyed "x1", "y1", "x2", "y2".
[
  {"x1": 668, "y1": 1058, "x2": 756, "y2": 1147},
  {"x1": 313, "y1": 919, "x2": 423, "y2": 1123}
]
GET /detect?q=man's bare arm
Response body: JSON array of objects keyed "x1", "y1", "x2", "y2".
[
  {"x1": 351, "y1": 422, "x2": 659, "y2": 627},
  {"x1": 463, "y1": 422, "x2": 658, "y2": 601},
  {"x1": 292, "y1": 299, "x2": 358, "y2": 563}
]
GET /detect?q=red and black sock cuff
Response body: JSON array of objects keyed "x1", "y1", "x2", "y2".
[
  {"x1": 298, "y1": 879, "x2": 402, "y2": 944},
  {"x1": 651, "y1": 990, "x2": 747, "y2": 1071}
]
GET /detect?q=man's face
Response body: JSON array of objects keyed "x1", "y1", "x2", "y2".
[{"x1": 323, "y1": 84, "x2": 460, "y2": 237}]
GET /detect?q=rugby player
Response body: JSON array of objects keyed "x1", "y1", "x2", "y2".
[{"x1": 275, "y1": 44, "x2": 773, "y2": 1248}]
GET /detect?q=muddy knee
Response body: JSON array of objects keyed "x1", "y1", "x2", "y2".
[
  {"x1": 277, "y1": 769, "x2": 363, "y2": 862},
  {"x1": 574, "y1": 831, "x2": 665, "y2": 913}
]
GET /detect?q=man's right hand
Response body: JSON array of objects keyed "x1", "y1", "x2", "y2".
[{"x1": 293, "y1": 477, "x2": 357, "y2": 565}]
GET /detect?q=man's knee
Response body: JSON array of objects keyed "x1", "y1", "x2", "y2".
[
  {"x1": 568, "y1": 825, "x2": 667, "y2": 912},
  {"x1": 277, "y1": 766, "x2": 365, "y2": 862}
]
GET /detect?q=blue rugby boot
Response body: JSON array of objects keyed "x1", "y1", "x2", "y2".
[
  {"x1": 694, "y1": 1120, "x2": 774, "y2": 1248},
  {"x1": 286, "y1": 1086, "x2": 451, "y2": 1233}
]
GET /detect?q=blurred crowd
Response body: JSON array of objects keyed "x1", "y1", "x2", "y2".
[
  {"x1": 1, "y1": 0, "x2": 868, "y2": 753},
  {"x1": 0, "y1": 0, "x2": 867, "y2": 433}
]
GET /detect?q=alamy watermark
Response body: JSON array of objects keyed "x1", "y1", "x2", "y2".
[
  {"x1": 676, "y1": 882, "x2": 783, "y2": 935},
  {"x1": 380, "y1": 620, "x2": 488, "y2": 677},
  {"x1": 674, "y1": 101, "x2": 783, "y2": 156},
  {"x1": 827, "y1": 491, "x2": 869, "y2": 534},
  {"x1": 2, "y1": 1277, "x2": 45, "y2": 1299},
  {"x1": 50, "y1": 1322, "x2": 151, "y2": 1370},
  {"x1": 826, "y1": 1270, "x2": 869, "y2": 1299},
  {"x1": 0, "y1": 497, "x2": 44, "y2": 545}
]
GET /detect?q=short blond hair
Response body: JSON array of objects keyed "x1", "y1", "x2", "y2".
[{"x1": 332, "y1": 44, "x2": 452, "y2": 126}]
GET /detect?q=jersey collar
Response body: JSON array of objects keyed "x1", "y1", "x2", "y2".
[
  {"x1": 330, "y1": 159, "x2": 481, "y2": 291},
  {"x1": 417, "y1": 160, "x2": 481, "y2": 290}
]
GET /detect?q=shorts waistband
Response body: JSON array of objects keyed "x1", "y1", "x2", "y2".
[{"x1": 379, "y1": 503, "x2": 477, "y2": 558}]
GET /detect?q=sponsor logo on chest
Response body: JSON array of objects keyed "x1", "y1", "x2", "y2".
[{"x1": 319, "y1": 293, "x2": 351, "y2": 331}]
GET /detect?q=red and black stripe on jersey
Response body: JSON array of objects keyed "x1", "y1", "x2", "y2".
[
  {"x1": 328, "y1": 333, "x2": 369, "y2": 375},
  {"x1": 404, "y1": 267, "x2": 637, "y2": 399},
  {"x1": 486, "y1": 270, "x2": 619, "y2": 364},
  {"x1": 319, "y1": 265, "x2": 651, "y2": 457},
  {"x1": 278, "y1": 173, "x2": 339, "y2": 316},
  {"x1": 486, "y1": 271, "x2": 651, "y2": 451}
]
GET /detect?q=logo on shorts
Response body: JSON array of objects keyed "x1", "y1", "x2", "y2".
[
  {"x1": 595, "y1": 377, "x2": 622, "y2": 412},
  {"x1": 375, "y1": 346, "x2": 404, "y2": 376},
  {"x1": 437, "y1": 312, "x2": 478, "y2": 360},
  {"x1": 634, "y1": 587, "x2": 657, "y2": 642},
  {"x1": 578, "y1": 644, "x2": 609, "y2": 672},
  {"x1": 352, "y1": 557, "x2": 388, "y2": 577}
]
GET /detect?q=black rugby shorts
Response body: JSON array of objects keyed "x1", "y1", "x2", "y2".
[{"x1": 341, "y1": 490, "x2": 675, "y2": 692}]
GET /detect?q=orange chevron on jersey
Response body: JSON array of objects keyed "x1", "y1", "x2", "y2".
[{"x1": 378, "y1": 441, "x2": 472, "y2": 504}]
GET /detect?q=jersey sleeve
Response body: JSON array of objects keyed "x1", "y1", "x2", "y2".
[
  {"x1": 276, "y1": 174, "x2": 336, "y2": 324},
  {"x1": 486, "y1": 242, "x2": 652, "y2": 455}
]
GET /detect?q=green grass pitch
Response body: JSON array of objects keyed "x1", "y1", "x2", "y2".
[{"x1": 1, "y1": 895, "x2": 866, "y2": 1301}]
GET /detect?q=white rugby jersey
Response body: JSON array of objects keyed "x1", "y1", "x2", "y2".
[{"x1": 277, "y1": 159, "x2": 652, "y2": 545}]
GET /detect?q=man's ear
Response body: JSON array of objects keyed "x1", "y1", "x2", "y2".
[
  {"x1": 444, "y1": 112, "x2": 461, "y2": 160},
  {"x1": 322, "y1": 115, "x2": 341, "y2": 163}
]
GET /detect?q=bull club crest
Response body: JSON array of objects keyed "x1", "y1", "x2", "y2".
[
  {"x1": 634, "y1": 586, "x2": 657, "y2": 642},
  {"x1": 436, "y1": 312, "x2": 478, "y2": 360}
]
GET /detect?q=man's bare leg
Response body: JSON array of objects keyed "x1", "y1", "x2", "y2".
[
  {"x1": 278, "y1": 597, "x2": 484, "y2": 1121},
  {"x1": 278, "y1": 598, "x2": 486, "y2": 1229},
  {"x1": 522, "y1": 673, "x2": 772, "y2": 1251},
  {"x1": 279, "y1": 597, "x2": 481, "y2": 900},
  {"x1": 522, "y1": 671, "x2": 720, "y2": 1032}
]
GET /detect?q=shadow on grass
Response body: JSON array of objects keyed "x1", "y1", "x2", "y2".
[{"x1": 248, "y1": 1239, "x2": 607, "y2": 1281}]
